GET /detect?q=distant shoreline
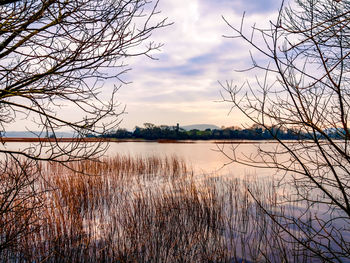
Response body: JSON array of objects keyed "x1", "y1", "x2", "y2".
[
  {"x1": 0, "y1": 137, "x2": 300, "y2": 144},
  {"x1": 0, "y1": 137, "x2": 107, "y2": 143}
]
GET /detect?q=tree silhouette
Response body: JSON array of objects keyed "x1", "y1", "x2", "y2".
[
  {"x1": 0, "y1": 0, "x2": 167, "y2": 255},
  {"x1": 222, "y1": 0, "x2": 350, "y2": 261}
]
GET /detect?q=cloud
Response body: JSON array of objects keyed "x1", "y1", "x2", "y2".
[
  {"x1": 109, "y1": 0, "x2": 282, "y2": 130},
  {"x1": 205, "y1": 0, "x2": 282, "y2": 14},
  {"x1": 4, "y1": 0, "x2": 283, "y2": 132}
]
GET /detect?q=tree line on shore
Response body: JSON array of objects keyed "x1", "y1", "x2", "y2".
[
  {"x1": 99, "y1": 123, "x2": 348, "y2": 141},
  {"x1": 97, "y1": 123, "x2": 342, "y2": 140}
]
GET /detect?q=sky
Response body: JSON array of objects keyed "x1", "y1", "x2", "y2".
[
  {"x1": 113, "y1": 0, "x2": 282, "y2": 130},
  {"x1": 7, "y1": 0, "x2": 283, "y2": 133}
]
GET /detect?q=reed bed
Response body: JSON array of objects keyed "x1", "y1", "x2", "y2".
[{"x1": 0, "y1": 155, "x2": 309, "y2": 262}]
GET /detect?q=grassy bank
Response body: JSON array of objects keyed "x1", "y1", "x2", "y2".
[{"x1": 0, "y1": 155, "x2": 308, "y2": 262}]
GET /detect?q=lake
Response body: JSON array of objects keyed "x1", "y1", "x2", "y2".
[
  {"x1": 2, "y1": 140, "x2": 349, "y2": 261},
  {"x1": 2, "y1": 140, "x2": 278, "y2": 178},
  {"x1": 105, "y1": 140, "x2": 277, "y2": 179}
]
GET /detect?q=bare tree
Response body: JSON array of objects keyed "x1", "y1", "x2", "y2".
[
  {"x1": 0, "y1": 0, "x2": 168, "y2": 162},
  {"x1": 0, "y1": 0, "x2": 167, "y2": 256},
  {"x1": 222, "y1": 0, "x2": 350, "y2": 261}
]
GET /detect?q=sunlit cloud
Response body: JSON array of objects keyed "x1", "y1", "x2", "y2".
[{"x1": 107, "y1": 1, "x2": 282, "y2": 130}]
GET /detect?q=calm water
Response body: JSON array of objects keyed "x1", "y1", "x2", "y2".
[
  {"x1": 3, "y1": 140, "x2": 276, "y2": 178},
  {"x1": 105, "y1": 140, "x2": 276, "y2": 178},
  {"x1": 4, "y1": 140, "x2": 349, "y2": 260}
]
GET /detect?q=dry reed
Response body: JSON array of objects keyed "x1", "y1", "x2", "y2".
[{"x1": 0, "y1": 155, "x2": 309, "y2": 262}]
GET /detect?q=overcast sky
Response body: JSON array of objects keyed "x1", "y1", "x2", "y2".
[{"x1": 113, "y1": 0, "x2": 282, "y2": 130}]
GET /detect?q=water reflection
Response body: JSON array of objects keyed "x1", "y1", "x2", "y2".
[
  {"x1": 105, "y1": 140, "x2": 275, "y2": 178},
  {"x1": 1, "y1": 140, "x2": 277, "y2": 178}
]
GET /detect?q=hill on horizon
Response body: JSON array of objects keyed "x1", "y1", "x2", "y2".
[{"x1": 181, "y1": 124, "x2": 220, "y2": 131}]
